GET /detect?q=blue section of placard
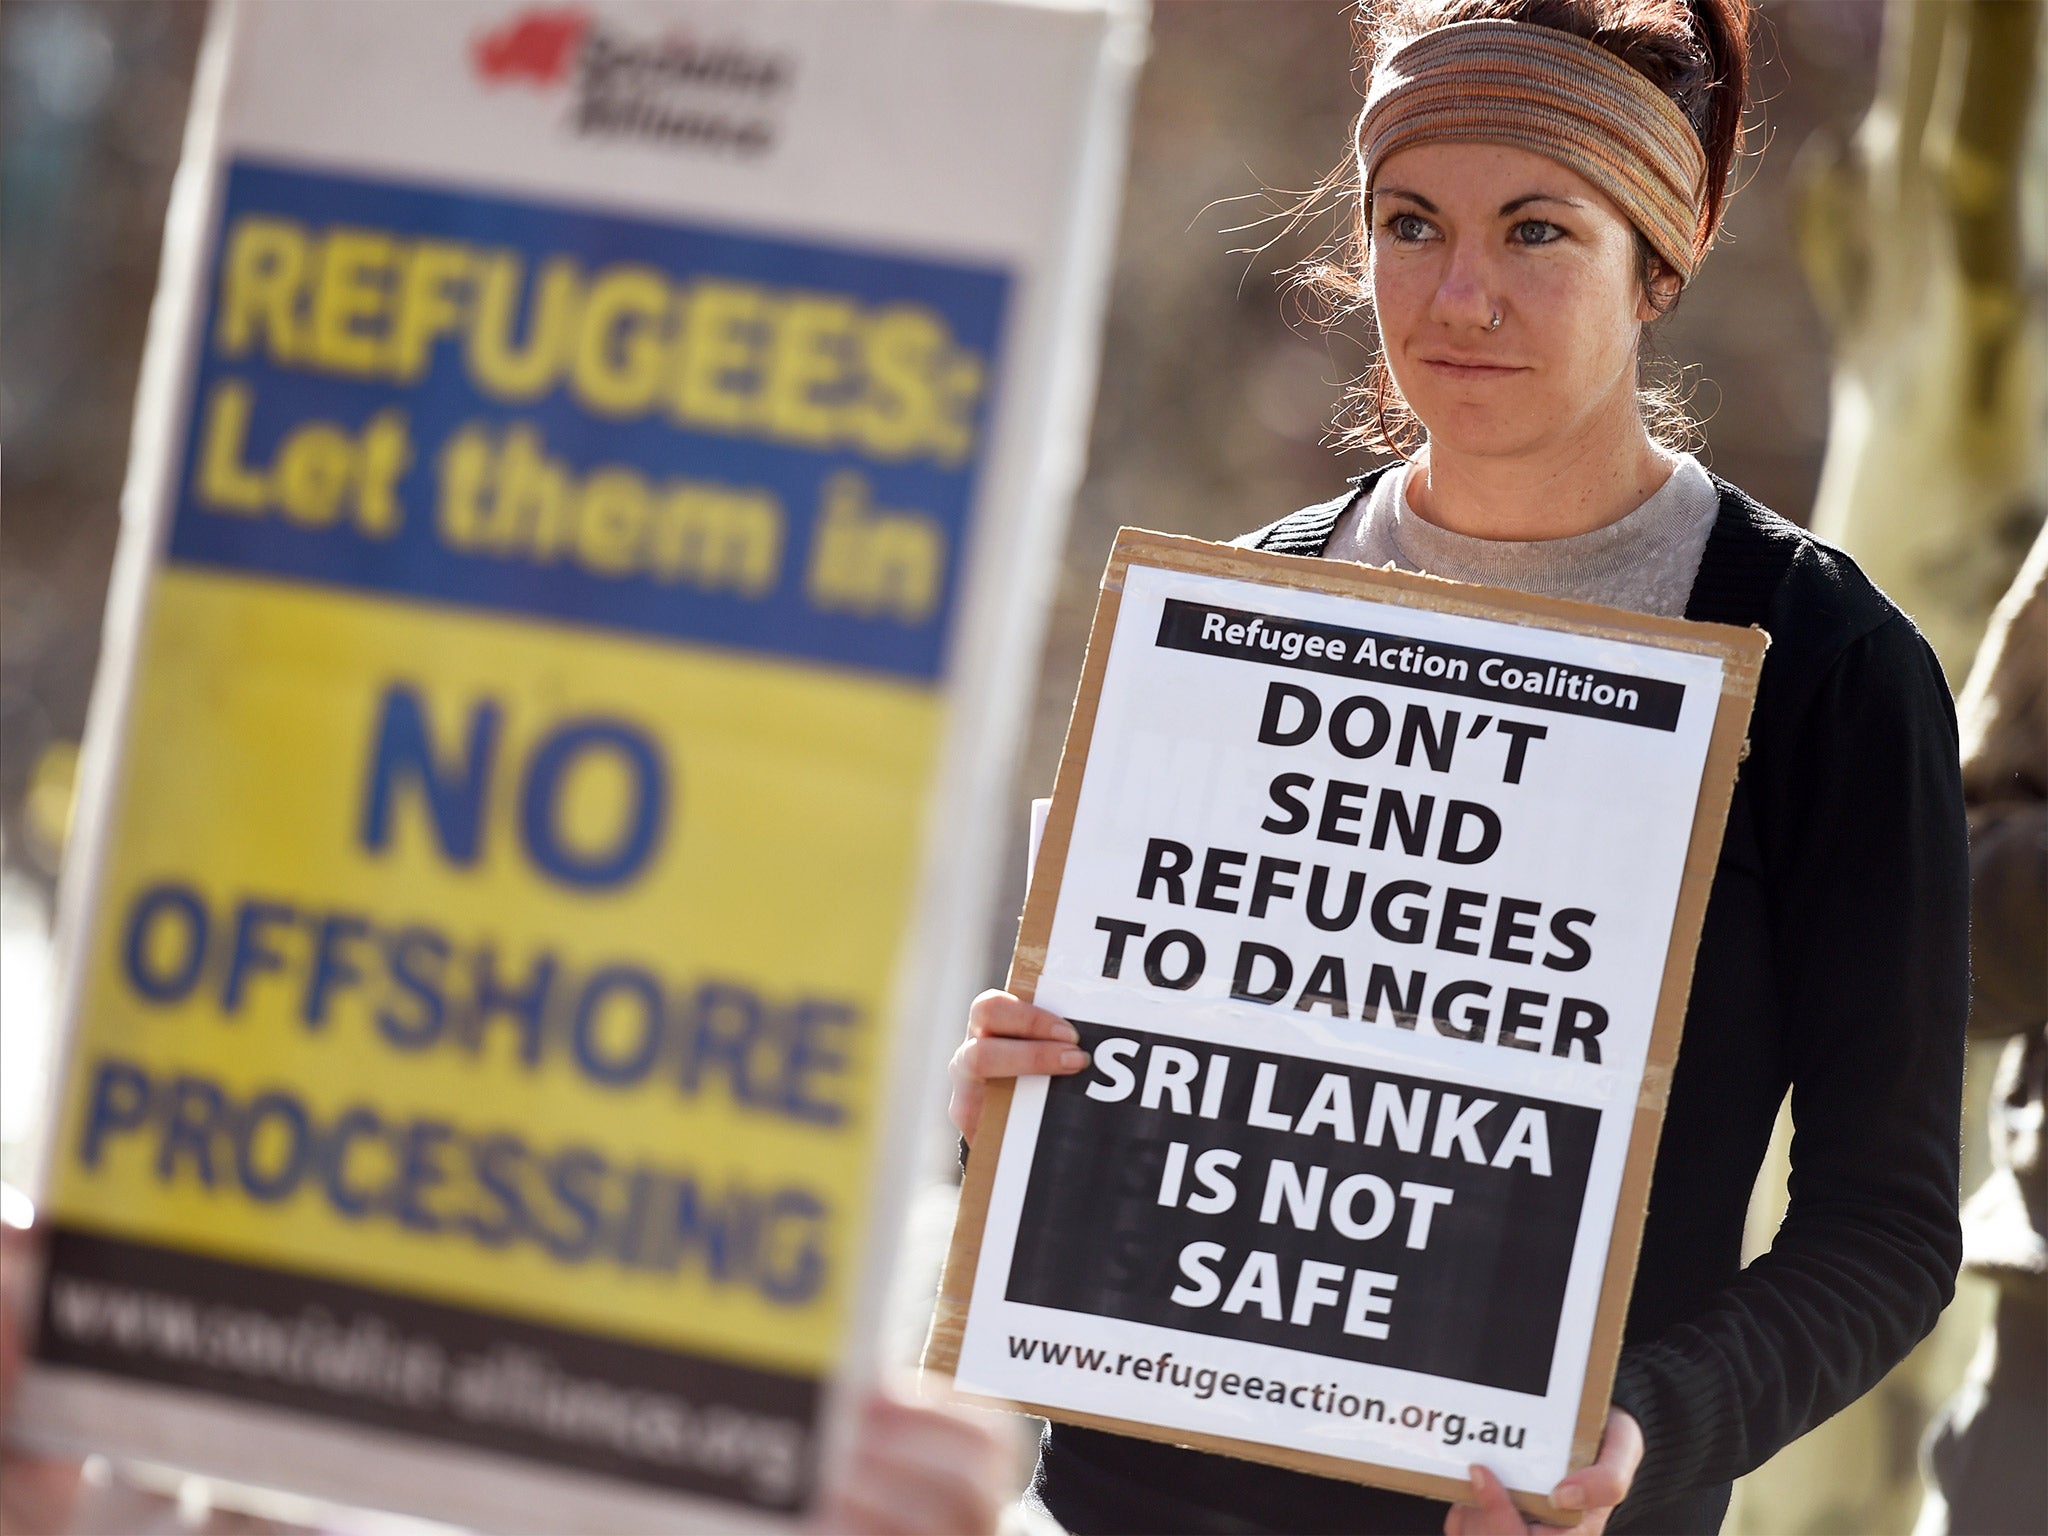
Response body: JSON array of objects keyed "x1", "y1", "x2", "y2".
[{"x1": 166, "y1": 159, "x2": 1011, "y2": 683}]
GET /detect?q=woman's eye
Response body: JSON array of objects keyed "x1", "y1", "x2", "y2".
[
  {"x1": 1512, "y1": 219, "x2": 1563, "y2": 245},
  {"x1": 1384, "y1": 212, "x2": 1435, "y2": 243}
]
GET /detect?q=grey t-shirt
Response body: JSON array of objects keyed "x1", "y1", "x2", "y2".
[{"x1": 1323, "y1": 453, "x2": 1721, "y2": 618}]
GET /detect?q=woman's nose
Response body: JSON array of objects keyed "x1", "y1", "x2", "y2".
[{"x1": 1428, "y1": 246, "x2": 1499, "y2": 332}]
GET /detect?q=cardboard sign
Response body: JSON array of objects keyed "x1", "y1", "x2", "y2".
[
  {"x1": 16, "y1": 2, "x2": 1137, "y2": 1530},
  {"x1": 928, "y1": 530, "x2": 1765, "y2": 1521}
]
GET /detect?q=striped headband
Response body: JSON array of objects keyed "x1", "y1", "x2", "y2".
[{"x1": 1357, "y1": 19, "x2": 1711, "y2": 282}]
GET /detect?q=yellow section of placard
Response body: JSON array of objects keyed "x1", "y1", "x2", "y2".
[{"x1": 47, "y1": 566, "x2": 940, "y2": 1378}]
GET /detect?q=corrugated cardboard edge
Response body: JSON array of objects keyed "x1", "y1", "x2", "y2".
[{"x1": 926, "y1": 529, "x2": 1768, "y2": 1526}]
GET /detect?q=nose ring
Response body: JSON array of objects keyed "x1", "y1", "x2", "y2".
[{"x1": 1488, "y1": 310, "x2": 1503, "y2": 332}]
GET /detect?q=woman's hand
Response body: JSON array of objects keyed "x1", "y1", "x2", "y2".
[
  {"x1": 1446, "y1": 1408, "x2": 1642, "y2": 1535},
  {"x1": 947, "y1": 989, "x2": 1088, "y2": 1147},
  {"x1": 809, "y1": 1385, "x2": 1014, "y2": 1535}
]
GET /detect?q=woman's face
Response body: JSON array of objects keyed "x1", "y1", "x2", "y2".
[{"x1": 1364, "y1": 140, "x2": 1666, "y2": 460}]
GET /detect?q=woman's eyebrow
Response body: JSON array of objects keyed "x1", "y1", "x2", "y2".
[
  {"x1": 1501, "y1": 193, "x2": 1586, "y2": 214},
  {"x1": 1375, "y1": 187, "x2": 1436, "y2": 211}
]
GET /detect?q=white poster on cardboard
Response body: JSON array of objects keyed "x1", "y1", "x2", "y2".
[{"x1": 951, "y1": 549, "x2": 1739, "y2": 1501}]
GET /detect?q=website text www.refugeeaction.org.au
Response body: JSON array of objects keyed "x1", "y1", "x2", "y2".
[{"x1": 1005, "y1": 1333, "x2": 1529, "y2": 1451}]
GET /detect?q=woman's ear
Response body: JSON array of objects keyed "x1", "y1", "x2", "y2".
[{"x1": 1637, "y1": 255, "x2": 1682, "y2": 321}]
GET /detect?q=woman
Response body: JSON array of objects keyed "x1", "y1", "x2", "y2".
[{"x1": 949, "y1": 1, "x2": 1971, "y2": 1533}]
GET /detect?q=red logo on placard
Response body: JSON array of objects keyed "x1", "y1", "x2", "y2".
[
  {"x1": 469, "y1": 5, "x2": 791, "y2": 155},
  {"x1": 473, "y1": 7, "x2": 588, "y2": 87}
]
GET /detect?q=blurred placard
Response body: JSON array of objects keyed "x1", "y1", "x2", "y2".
[
  {"x1": 928, "y1": 532, "x2": 1764, "y2": 1520},
  {"x1": 15, "y1": 2, "x2": 1137, "y2": 1529}
]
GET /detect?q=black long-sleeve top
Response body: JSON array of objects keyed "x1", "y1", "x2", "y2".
[{"x1": 1030, "y1": 478, "x2": 1970, "y2": 1535}]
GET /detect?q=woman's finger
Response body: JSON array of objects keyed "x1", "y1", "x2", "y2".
[
  {"x1": 946, "y1": 1069, "x2": 986, "y2": 1145},
  {"x1": 1555, "y1": 1464, "x2": 1627, "y2": 1518},
  {"x1": 966, "y1": 990, "x2": 1077, "y2": 1043},
  {"x1": 948, "y1": 1029, "x2": 1088, "y2": 1144},
  {"x1": 1453, "y1": 1464, "x2": 1532, "y2": 1535},
  {"x1": 1551, "y1": 1408, "x2": 1643, "y2": 1518},
  {"x1": 950, "y1": 994, "x2": 1082, "y2": 1145},
  {"x1": 956, "y1": 1036, "x2": 1089, "y2": 1082}
]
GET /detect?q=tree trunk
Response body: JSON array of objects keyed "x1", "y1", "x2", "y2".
[{"x1": 1727, "y1": 4, "x2": 2045, "y2": 1533}]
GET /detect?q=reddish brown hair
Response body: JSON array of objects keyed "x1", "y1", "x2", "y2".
[{"x1": 1299, "y1": 0, "x2": 1757, "y2": 456}]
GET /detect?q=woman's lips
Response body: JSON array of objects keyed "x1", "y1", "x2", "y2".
[{"x1": 1419, "y1": 357, "x2": 1526, "y2": 381}]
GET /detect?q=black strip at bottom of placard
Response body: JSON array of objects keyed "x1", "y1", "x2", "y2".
[{"x1": 34, "y1": 1227, "x2": 819, "y2": 1512}]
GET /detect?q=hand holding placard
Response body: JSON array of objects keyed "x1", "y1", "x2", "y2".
[
  {"x1": 950, "y1": 994, "x2": 1088, "y2": 1148},
  {"x1": 1446, "y1": 1408, "x2": 1643, "y2": 1534}
]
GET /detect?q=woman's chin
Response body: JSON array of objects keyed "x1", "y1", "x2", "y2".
[{"x1": 1410, "y1": 414, "x2": 1553, "y2": 462}]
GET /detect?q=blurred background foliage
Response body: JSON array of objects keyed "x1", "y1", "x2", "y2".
[{"x1": 2, "y1": 4, "x2": 2041, "y2": 1533}]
